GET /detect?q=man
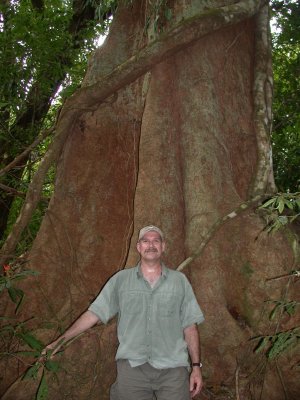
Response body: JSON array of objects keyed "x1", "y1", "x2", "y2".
[{"x1": 46, "y1": 225, "x2": 204, "y2": 399}]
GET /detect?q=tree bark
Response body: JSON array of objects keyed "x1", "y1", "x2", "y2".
[{"x1": 0, "y1": 0, "x2": 265, "y2": 265}]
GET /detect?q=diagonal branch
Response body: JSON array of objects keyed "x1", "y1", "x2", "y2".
[
  {"x1": 65, "y1": 0, "x2": 265, "y2": 112},
  {"x1": 176, "y1": 194, "x2": 271, "y2": 271},
  {"x1": 0, "y1": 114, "x2": 75, "y2": 265},
  {"x1": 0, "y1": 0, "x2": 265, "y2": 266},
  {"x1": 0, "y1": 183, "x2": 27, "y2": 198},
  {"x1": 0, "y1": 128, "x2": 53, "y2": 178}
]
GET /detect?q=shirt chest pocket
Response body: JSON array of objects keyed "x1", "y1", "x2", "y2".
[
  {"x1": 122, "y1": 292, "x2": 144, "y2": 315},
  {"x1": 157, "y1": 293, "x2": 178, "y2": 318}
]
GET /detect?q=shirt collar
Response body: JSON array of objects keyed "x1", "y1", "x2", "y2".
[{"x1": 136, "y1": 262, "x2": 168, "y2": 279}]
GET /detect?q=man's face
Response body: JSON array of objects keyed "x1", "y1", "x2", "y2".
[{"x1": 137, "y1": 231, "x2": 165, "y2": 262}]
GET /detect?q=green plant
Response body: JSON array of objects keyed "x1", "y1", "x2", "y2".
[
  {"x1": 254, "y1": 328, "x2": 300, "y2": 360},
  {"x1": 0, "y1": 263, "x2": 39, "y2": 313},
  {"x1": 259, "y1": 192, "x2": 300, "y2": 233},
  {"x1": 250, "y1": 192, "x2": 300, "y2": 376},
  {"x1": 271, "y1": 0, "x2": 300, "y2": 192},
  {"x1": 0, "y1": 316, "x2": 63, "y2": 400},
  {"x1": 253, "y1": 298, "x2": 300, "y2": 360}
]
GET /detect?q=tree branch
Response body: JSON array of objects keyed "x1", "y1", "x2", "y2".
[
  {"x1": 0, "y1": 183, "x2": 26, "y2": 198},
  {"x1": 0, "y1": 128, "x2": 53, "y2": 178},
  {"x1": 0, "y1": 113, "x2": 75, "y2": 265},
  {"x1": 176, "y1": 194, "x2": 271, "y2": 271},
  {"x1": 66, "y1": 0, "x2": 265, "y2": 112},
  {"x1": 0, "y1": 183, "x2": 49, "y2": 203}
]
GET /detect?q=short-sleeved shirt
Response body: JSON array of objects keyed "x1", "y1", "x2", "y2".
[{"x1": 88, "y1": 263, "x2": 204, "y2": 369}]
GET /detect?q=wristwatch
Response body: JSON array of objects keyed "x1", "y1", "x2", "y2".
[{"x1": 192, "y1": 362, "x2": 203, "y2": 368}]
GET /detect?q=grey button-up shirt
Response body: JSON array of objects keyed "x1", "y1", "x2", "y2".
[{"x1": 88, "y1": 263, "x2": 204, "y2": 369}]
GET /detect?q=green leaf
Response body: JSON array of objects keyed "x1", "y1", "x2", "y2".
[
  {"x1": 45, "y1": 360, "x2": 60, "y2": 372},
  {"x1": 267, "y1": 332, "x2": 295, "y2": 359},
  {"x1": 165, "y1": 8, "x2": 172, "y2": 21},
  {"x1": 285, "y1": 199, "x2": 294, "y2": 210},
  {"x1": 36, "y1": 369, "x2": 48, "y2": 400},
  {"x1": 23, "y1": 363, "x2": 41, "y2": 380},
  {"x1": 5, "y1": 279, "x2": 11, "y2": 289},
  {"x1": 278, "y1": 199, "x2": 285, "y2": 213},
  {"x1": 15, "y1": 292, "x2": 25, "y2": 314},
  {"x1": 12, "y1": 270, "x2": 40, "y2": 281},
  {"x1": 269, "y1": 303, "x2": 281, "y2": 320},
  {"x1": 260, "y1": 198, "x2": 276, "y2": 208},
  {"x1": 16, "y1": 350, "x2": 41, "y2": 357},
  {"x1": 284, "y1": 302, "x2": 296, "y2": 316},
  {"x1": 278, "y1": 215, "x2": 288, "y2": 225},
  {"x1": 19, "y1": 333, "x2": 44, "y2": 351},
  {"x1": 254, "y1": 337, "x2": 269, "y2": 353},
  {"x1": 8, "y1": 286, "x2": 24, "y2": 304}
]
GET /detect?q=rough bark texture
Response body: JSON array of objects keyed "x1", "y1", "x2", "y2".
[{"x1": 1, "y1": 1, "x2": 299, "y2": 399}]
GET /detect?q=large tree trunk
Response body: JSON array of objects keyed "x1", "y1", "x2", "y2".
[{"x1": 1, "y1": 1, "x2": 299, "y2": 399}]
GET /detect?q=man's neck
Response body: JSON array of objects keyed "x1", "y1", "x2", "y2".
[
  {"x1": 140, "y1": 261, "x2": 162, "y2": 288},
  {"x1": 140, "y1": 260, "x2": 162, "y2": 274}
]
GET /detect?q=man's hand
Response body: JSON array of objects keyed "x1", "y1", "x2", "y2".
[
  {"x1": 189, "y1": 366, "x2": 203, "y2": 398},
  {"x1": 184, "y1": 324, "x2": 203, "y2": 397},
  {"x1": 39, "y1": 310, "x2": 100, "y2": 361},
  {"x1": 40, "y1": 338, "x2": 65, "y2": 360}
]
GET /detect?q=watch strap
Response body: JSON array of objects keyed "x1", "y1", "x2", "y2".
[{"x1": 192, "y1": 362, "x2": 203, "y2": 368}]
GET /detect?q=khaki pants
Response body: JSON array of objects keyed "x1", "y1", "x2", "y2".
[{"x1": 110, "y1": 360, "x2": 191, "y2": 400}]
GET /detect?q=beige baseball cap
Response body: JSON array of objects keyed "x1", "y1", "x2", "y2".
[{"x1": 138, "y1": 225, "x2": 164, "y2": 240}]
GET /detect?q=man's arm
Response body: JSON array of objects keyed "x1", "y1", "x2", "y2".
[
  {"x1": 184, "y1": 323, "x2": 203, "y2": 398},
  {"x1": 44, "y1": 310, "x2": 100, "y2": 356}
]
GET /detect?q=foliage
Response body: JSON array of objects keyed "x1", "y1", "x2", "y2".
[
  {"x1": 253, "y1": 295, "x2": 300, "y2": 360},
  {"x1": 267, "y1": 299, "x2": 300, "y2": 319},
  {"x1": 1, "y1": 163, "x2": 55, "y2": 256},
  {"x1": 251, "y1": 192, "x2": 300, "y2": 363},
  {"x1": 0, "y1": 0, "x2": 109, "y2": 122},
  {"x1": 0, "y1": 0, "x2": 115, "y2": 246},
  {"x1": 0, "y1": 262, "x2": 39, "y2": 313},
  {"x1": 0, "y1": 313, "x2": 63, "y2": 399},
  {"x1": 0, "y1": 258, "x2": 73, "y2": 399},
  {"x1": 259, "y1": 192, "x2": 300, "y2": 233},
  {"x1": 254, "y1": 327, "x2": 300, "y2": 360},
  {"x1": 88, "y1": 0, "x2": 118, "y2": 22},
  {"x1": 271, "y1": 0, "x2": 300, "y2": 191},
  {"x1": 0, "y1": 2, "x2": 116, "y2": 398}
]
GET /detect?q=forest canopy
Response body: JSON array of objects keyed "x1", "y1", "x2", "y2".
[{"x1": 271, "y1": 0, "x2": 300, "y2": 192}]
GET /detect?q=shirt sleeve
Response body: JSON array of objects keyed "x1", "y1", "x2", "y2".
[
  {"x1": 88, "y1": 274, "x2": 119, "y2": 324},
  {"x1": 180, "y1": 275, "x2": 205, "y2": 329}
]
